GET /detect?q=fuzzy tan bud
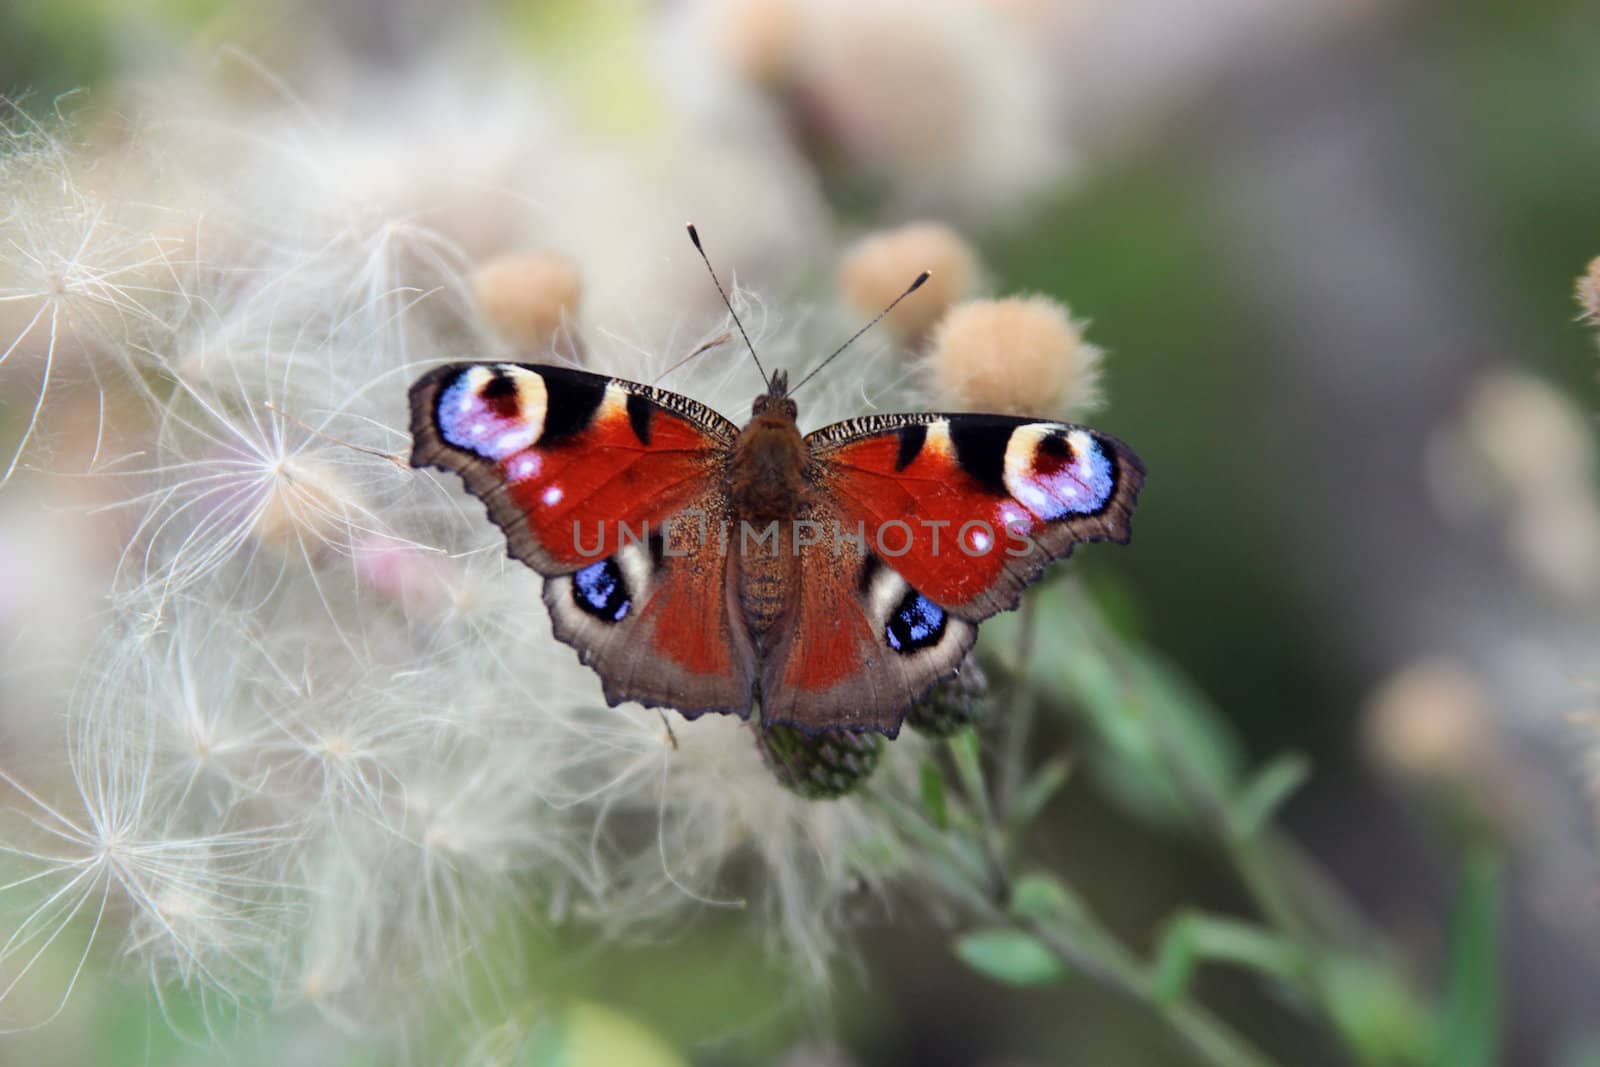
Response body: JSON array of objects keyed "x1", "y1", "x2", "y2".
[
  {"x1": 473, "y1": 252, "x2": 582, "y2": 355},
  {"x1": 926, "y1": 296, "x2": 1102, "y2": 418},
  {"x1": 716, "y1": 0, "x2": 801, "y2": 87},
  {"x1": 1364, "y1": 660, "x2": 1493, "y2": 786},
  {"x1": 1463, "y1": 371, "x2": 1594, "y2": 497},
  {"x1": 1363, "y1": 658, "x2": 1525, "y2": 834},
  {"x1": 839, "y1": 222, "x2": 978, "y2": 346}
]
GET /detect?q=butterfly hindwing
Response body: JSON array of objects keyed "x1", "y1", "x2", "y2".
[
  {"x1": 805, "y1": 412, "x2": 1145, "y2": 619},
  {"x1": 410, "y1": 362, "x2": 756, "y2": 714},
  {"x1": 757, "y1": 532, "x2": 978, "y2": 736},
  {"x1": 542, "y1": 529, "x2": 757, "y2": 717}
]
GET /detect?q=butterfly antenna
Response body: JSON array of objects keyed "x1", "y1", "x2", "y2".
[
  {"x1": 686, "y1": 224, "x2": 769, "y2": 388},
  {"x1": 788, "y1": 270, "x2": 930, "y2": 397}
]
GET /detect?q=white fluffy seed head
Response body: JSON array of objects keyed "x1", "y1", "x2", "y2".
[
  {"x1": 0, "y1": 117, "x2": 192, "y2": 483},
  {"x1": 0, "y1": 675, "x2": 295, "y2": 1034},
  {"x1": 1575, "y1": 255, "x2": 1600, "y2": 324},
  {"x1": 251, "y1": 456, "x2": 364, "y2": 554},
  {"x1": 0, "y1": 40, "x2": 1097, "y2": 1046},
  {"x1": 773, "y1": 0, "x2": 1068, "y2": 216},
  {"x1": 925, "y1": 295, "x2": 1104, "y2": 418}
]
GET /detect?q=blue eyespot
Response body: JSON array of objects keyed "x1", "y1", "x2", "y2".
[
  {"x1": 573, "y1": 559, "x2": 630, "y2": 622},
  {"x1": 886, "y1": 591, "x2": 945, "y2": 654}
]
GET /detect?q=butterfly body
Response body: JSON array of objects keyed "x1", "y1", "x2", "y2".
[
  {"x1": 731, "y1": 380, "x2": 807, "y2": 522},
  {"x1": 410, "y1": 361, "x2": 1143, "y2": 736}
]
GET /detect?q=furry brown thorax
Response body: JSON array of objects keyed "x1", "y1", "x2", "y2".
[{"x1": 731, "y1": 372, "x2": 807, "y2": 523}]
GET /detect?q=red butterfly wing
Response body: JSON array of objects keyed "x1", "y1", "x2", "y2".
[
  {"x1": 410, "y1": 362, "x2": 737, "y2": 569},
  {"x1": 758, "y1": 413, "x2": 1141, "y2": 736},
  {"x1": 805, "y1": 413, "x2": 1145, "y2": 619},
  {"x1": 410, "y1": 362, "x2": 756, "y2": 715},
  {"x1": 757, "y1": 531, "x2": 978, "y2": 736}
]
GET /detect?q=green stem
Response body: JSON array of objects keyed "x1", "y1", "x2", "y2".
[
  {"x1": 996, "y1": 592, "x2": 1040, "y2": 815},
  {"x1": 1002, "y1": 901, "x2": 1286, "y2": 1067},
  {"x1": 869, "y1": 770, "x2": 1288, "y2": 1067}
]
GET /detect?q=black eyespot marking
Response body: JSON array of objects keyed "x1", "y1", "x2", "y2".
[
  {"x1": 1036, "y1": 431, "x2": 1072, "y2": 463},
  {"x1": 479, "y1": 369, "x2": 520, "y2": 417},
  {"x1": 895, "y1": 424, "x2": 926, "y2": 471},
  {"x1": 626, "y1": 393, "x2": 654, "y2": 445},
  {"x1": 885, "y1": 588, "x2": 946, "y2": 654},
  {"x1": 947, "y1": 419, "x2": 1012, "y2": 493},
  {"x1": 539, "y1": 371, "x2": 607, "y2": 443},
  {"x1": 573, "y1": 558, "x2": 630, "y2": 622}
]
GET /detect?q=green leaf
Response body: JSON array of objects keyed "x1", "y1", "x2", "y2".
[
  {"x1": 518, "y1": 1002, "x2": 688, "y2": 1067},
  {"x1": 1007, "y1": 755, "x2": 1074, "y2": 830},
  {"x1": 1226, "y1": 752, "x2": 1311, "y2": 840},
  {"x1": 992, "y1": 582, "x2": 1243, "y2": 830},
  {"x1": 1322, "y1": 956, "x2": 1434, "y2": 1066},
  {"x1": 1432, "y1": 845, "x2": 1505, "y2": 1067},
  {"x1": 1151, "y1": 912, "x2": 1305, "y2": 1004},
  {"x1": 948, "y1": 727, "x2": 987, "y2": 803},
  {"x1": 954, "y1": 928, "x2": 1069, "y2": 987},
  {"x1": 919, "y1": 759, "x2": 949, "y2": 830},
  {"x1": 1009, "y1": 872, "x2": 1075, "y2": 923}
]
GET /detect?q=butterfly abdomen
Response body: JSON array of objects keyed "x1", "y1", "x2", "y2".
[{"x1": 734, "y1": 532, "x2": 798, "y2": 650}]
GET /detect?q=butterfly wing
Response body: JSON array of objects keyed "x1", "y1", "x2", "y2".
[
  {"x1": 805, "y1": 413, "x2": 1144, "y2": 618},
  {"x1": 755, "y1": 413, "x2": 1143, "y2": 735},
  {"x1": 409, "y1": 362, "x2": 756, "y2": 716},
  {"x1": 756, "y1": 525, "x2": 979, "y2": 736}
]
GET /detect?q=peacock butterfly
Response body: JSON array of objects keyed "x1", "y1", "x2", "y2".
[{"x1": 408, "y1": 229, "x2": 1144, "y2": 736}]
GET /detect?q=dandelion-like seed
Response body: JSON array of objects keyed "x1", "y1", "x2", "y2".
[
  {"x1": 112, "y1": 365, "x2": 411, "y2": 614},
  {"x1": 0, "y1": 699, "x2": 289, "y2": 1034},
  {"x1": 0, "y1": 116, "x2": 189, "y2": 484}
]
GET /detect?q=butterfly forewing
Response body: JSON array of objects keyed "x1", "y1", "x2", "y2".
[{"x1": 804, "y1": 412, "x2": 1145, "y2": 619}]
